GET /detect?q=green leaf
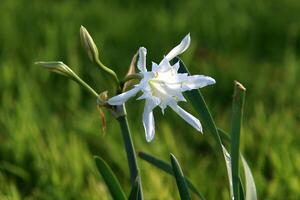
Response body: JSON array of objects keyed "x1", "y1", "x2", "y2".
[
  {"x1": 173, "y1": 57, "x2": 225, "y2": 157},
  {"x1": 138, "y1": 152, "x2": 205, "y2": 200},
  {"x1": 174, "y1": 58, "x2": 249, "y2": 199},
  {"x1": 128, "y1": 176, "x2": 140, "y2": 200},
  {"x1": 230, "y1": 81, "x2": 246, "y2": 200},
  {"x1": 217, "y1": 128, "x2": 231, "y2": 143},
  {"x1": 170, "y1": 154, "x2": 191, "y2": 200},
  {"x1": 175, "y1": 57, "x2": 233, "y2": 195},
  {"x1": 241, "y1": 156, "x2": 257, "y2": 200},
  {"x1": 218, "y1": 128, "x2": 246, "y2": 200},
  {"x1": 94, "y1": 156, "x2": 127, "y2": 200}
]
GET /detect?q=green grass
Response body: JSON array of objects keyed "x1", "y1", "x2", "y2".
[{"x1": 0, "y1": 0, "x2": 300, "y2": 199}]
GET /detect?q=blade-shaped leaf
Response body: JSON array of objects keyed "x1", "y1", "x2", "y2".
[
  {"x1": 174, "y1": 58, "x2": 252, "y2": 199},
  {"x1": 174, "y1": 57, "x2": 235, "y2": 198},
  {"x1": 170, "y1": 154, "x2": 191, "y2": 200},
  {"x1": 128, "y1": 176, "x2": 140, "y2": 200},
  {"x1": 217, "y1": 128, "x2": 231, "y2": 143},
  {"x1": 231, "y1": 81, "x2": 246, "y2": 200},
  {"x1": 94, "y1": 156, "x2": 127, "y2": 200},
  {"x1": 221, "y1": 145, "x2": 234, "y2": 199},
  {"x1": 241, "y1": 156, "x2": 257, "y2": 200},
  {"x1": 138, "y1": 152, "x2": 205, "y2": 200},
  {"x1": 221, "y1": 145, "x2": 246, "y2": 200},
  {"x1": 173, "y1": 57, "x2": 223, "y2": 151}
]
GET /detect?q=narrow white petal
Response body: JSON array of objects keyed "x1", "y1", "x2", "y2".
[
  {"x1": 157, "y1": 57, "x2": 172, "y2": 72},
  {"x1": 137, "y1": 47, "x2": 147, "y2": 72},
  {"x1": 107, "y1": 85, "x2": 141, "y2": 105},
  {"x1": 165, "y1": 34, "x2": 191, "y2": 61},
  {"x1": 151, "y1": 62, "x2": 159, "y2": 72},
  {"x1": 143, "y1": 99, "x2": 157, "y2": 142},
  {"x1": 173, "y1": 61, "x2": 180, "y2": 72},
  {"x1": 182, "y1": 75, "x2": 216, "y2": 91},
  {"x1": 169, "y1": 103, "x2": 202, "y2": 132}
]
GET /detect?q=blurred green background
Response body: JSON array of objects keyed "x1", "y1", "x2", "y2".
[{"x1": 0, "y1": 0, "x2": 300, "y2": 199}]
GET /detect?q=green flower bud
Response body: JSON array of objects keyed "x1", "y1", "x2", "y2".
[
  {"x1": 35, "y1": 61, "x2": 73, "y2": 77},
  {"x1": 36, "y1": 61, "x2": 99, "y2": 98},
  {"x1": 79, "y1": 25, "x2": 119, "y2": 87},
  {"x1": 80, "y1": 25, "x2": 99, "y2": 63}
]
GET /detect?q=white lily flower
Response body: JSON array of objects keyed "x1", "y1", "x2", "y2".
[{"x1": 108, "y1": 34, "x2": 216, "y2": 142}]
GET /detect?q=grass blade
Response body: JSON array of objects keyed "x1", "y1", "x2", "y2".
[
  {"x1": 128, "y1": 176, "x2": 141, "y2": 200},
  {"x1": 138, "y1": 152, "x2": 205, "y2": 200},
  {"x1": 94, "y1": 156, "x2": 127, "y2": 200},
  {"x1": 241, "y1": 156, "x2": 257, "y2": 200},
  {"x1": 230, "y1": 81, "x2": 246, "y2": 200},
  {"x1": 170, "y1": 154, "x2": 192, "y2": 200}
]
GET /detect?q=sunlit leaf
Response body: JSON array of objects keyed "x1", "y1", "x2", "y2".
[
  {"x1": 128, "y1": 176, "x2": 140, "y2": 200},
  {"x1": 170, "y1": 154, "x2": 191, "y2": 200},
  {"x1": 241, "y1": 156, "x2": 257, "y2": 200},
  {"x1": 138, "y1": 152, "x2": 205, "y2": 200},
  {"x1": 230, "y1": 81, "x2": 246, "y2": 200},
  {"x1": 94, "y1": 156, "x2": 127, "y2": 200}
]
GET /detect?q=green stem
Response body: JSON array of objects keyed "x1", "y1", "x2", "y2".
[
  {"x1": 70, "y1": 72, "x2": 99, "y2": 98},
  {"x1": 95, "y1": 59, "x2": 119, "y2": 86},
  {"x1": 117, "y1": 107, "x2": 143, "y2": 200}
]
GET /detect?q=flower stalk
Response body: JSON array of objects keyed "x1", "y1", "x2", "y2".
[{"x1": 116, "y1": 106, "x2": 143, "y2": 200}]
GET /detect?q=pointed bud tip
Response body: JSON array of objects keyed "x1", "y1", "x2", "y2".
[
  {"x1": 79, "y1": 26, "x2": 99, "y2": 62},
  {"x1": 34, "y1": 61, "x2": 65, "y2": 68}
]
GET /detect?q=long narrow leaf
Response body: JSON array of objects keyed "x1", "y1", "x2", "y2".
[
  {"x1": 221, "y1": 145, "x2": 234, "y2": 198},
  {"x1": 241, "y1": 156, "x2": 257, "y2": 200},
  {"x1": 128, "y1": 176, "x2": 140, "y2": 200},
  {"x1": 138, "y1": 152, "x2": 205, "y2": 200},
  {"x1": 170, "y1": 154, "x2": 191, "y2": 200},
  {"x1": 217, "y1": 128, "x2": 231, "y2": 143},
  {"x1": 230, "y1": 81, "x2": 246, "y2": 200},
  {"x1": 174, "y1": 57, "x2": 223, "y2": 151},
  {"x1": 94, "y1": 156, "x2": 127, "y2": 200},
  {"x1": 175, "y1": 57, "x2": 234, "y2": 197}
]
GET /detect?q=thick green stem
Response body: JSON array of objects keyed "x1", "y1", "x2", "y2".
[{"x1": 117, "y1": 107, "x2": 143, "y2": 200}]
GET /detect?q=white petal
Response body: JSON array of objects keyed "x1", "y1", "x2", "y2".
[
  {"x1": 182, "y1": 75, "x2": 216, "y2": 91},
  {"x1": 165, "y1": 34, "x2": 191, "y2": 61},
  {"x1": 169, "y1": 103, "x2": 202, "y2": 132},
  {"x1": 107, "y1": 85, "x2": 141, "y2": 105},
  {"x1": 157, "y1": 57, "x2": 172, "y2": 72},
  {"x1": 137, "y1": 47, "x2": 147, "y2": 72},
  {"x1": 173, "y1": 61, "x2": 180, "y2": 72},
  {"x1": 143, "y1": 99, "x2": 158, "y2": 142},
  {"x1": 151, "y1": 62, "x2": 159, "y2": 72}
]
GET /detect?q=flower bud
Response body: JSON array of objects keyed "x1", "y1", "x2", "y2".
[
  {"x1": 80, "y1": 25, "x2": 99, "y2": 63},
  {"x1": 35, "y1": 61, "x2": 72, "y2": 77},
  {"x1": 36, "y1": 61, "x2": 99, "y2": 98}
]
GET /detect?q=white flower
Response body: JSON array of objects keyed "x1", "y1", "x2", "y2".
[{"x1": 108, "y1": 34, "x2": 216, "y2": 142}]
